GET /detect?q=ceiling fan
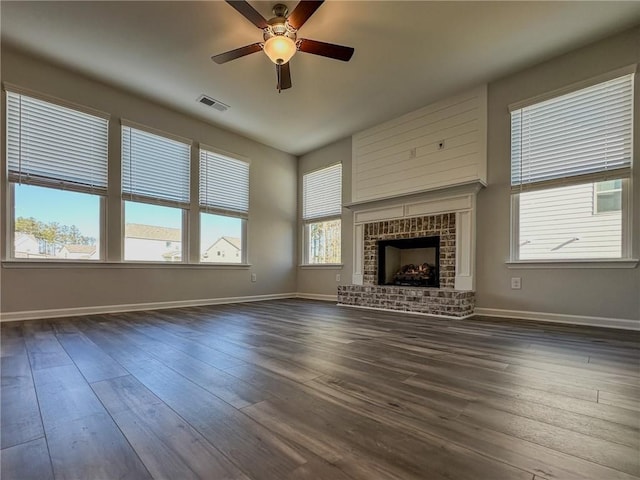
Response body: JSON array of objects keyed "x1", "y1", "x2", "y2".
[{"x1": 212, "y1": 0, "x2": 355, "y2": 92}]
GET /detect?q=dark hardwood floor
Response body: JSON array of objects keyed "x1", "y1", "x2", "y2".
[{"x1": 1, "y1": 299, "x2": 639, "y2": 480}]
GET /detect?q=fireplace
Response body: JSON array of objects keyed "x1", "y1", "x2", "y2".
[
  {"x1": 377, "y1": 236, "x2": 440, "y2": 287},
  {"x1": 339, "y1": 185, "x2": 480, "y2": 318}
]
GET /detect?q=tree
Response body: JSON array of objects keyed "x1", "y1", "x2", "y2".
[
  {"x1": 15, "y1": 217, "x2": 95, "y2": 245},
  {"x1": 309, "y1": 219, "x2": 341, "y2": 263}
]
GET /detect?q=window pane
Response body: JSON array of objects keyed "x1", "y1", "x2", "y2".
[
  {"x1": 13, "y1": 184, "x2": 100, "y2": 260},
  {"x1": 596, "y1": 191, "x2": 622, "y2": 213},
  {"x1": 596, "y1": 179, "x2": 622, "y2": 192},
  {"x1": 200, "y1": 213, "x2": 243, "y2": 263},
  {"x1": 308, "y1": 219, "x2": 341, "y2": 264},
  {"x1": 519, "y1": 183, "x2": 621, "y2": 260},
  {"x1": 124, "y1": 201, "x2": 182, "y2": 261}
]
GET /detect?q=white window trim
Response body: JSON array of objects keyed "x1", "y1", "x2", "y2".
[
  {"x1": 509, "y1": 67, "x2": 635, "y2": 264},
  {"x1": 198, "y1": 145, "x2": 250, "y2": 265},
  {"x1": 301, "y1": 163, "x2": 343, "y2": 266},
  {"x1": 302, "y1": 215, "x2": 343, "y2": 266},
  {"x1": 6, "y1": 82, "x2": 109, "y2": 262},
  {"x1": 507, "y1": 64, "x2": 636, "y2": 112},
  {"x1": 4, "y1": 82, "x2": 110, "y2": 120},
  {"x1": 1, "y1": 261, "x2": 252, "y2": 269},
  {"x1": 506, "y1": 259, "x2": 638, "y2": 269}
]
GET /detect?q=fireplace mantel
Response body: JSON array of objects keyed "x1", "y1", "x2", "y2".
[
  {"x1": 347, "y1": 181, "x2": 484, "y2": 291},
  {"x1": 344, "y1": 180, "x2": 484, "y2": 212}
]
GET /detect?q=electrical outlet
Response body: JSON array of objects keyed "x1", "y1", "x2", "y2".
[
  {"x1": 336, "y1": 273, "x2": 341, "y2": 282},
  {"x1": 511, "y1": 277, "x2": 521, "y2": 290},
  {"x1": 251, "y1": 273, "x2": 257, "y2": 283}
]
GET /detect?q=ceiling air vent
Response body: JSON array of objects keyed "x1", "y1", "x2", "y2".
[{"x1": 197, "y1": 95, "x2": 229, "y2": 112}]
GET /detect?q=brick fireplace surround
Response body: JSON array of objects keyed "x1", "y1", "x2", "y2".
[
  {"x1": 362, "y1": 214, "x2": 456, "y2": 288},
  {"x1": 338, "y1": 186, "x2": 480, "y2": 318}
]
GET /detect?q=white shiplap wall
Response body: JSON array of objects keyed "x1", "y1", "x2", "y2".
[{"x1": 352, "y1": 86, "x2": 487, "y2": 203}]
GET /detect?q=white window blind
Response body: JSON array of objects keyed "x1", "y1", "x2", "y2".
[
  {"x1": 511, "y1": 73, "x2": 633, "y2": 192},
  {"x1": 122, "y1": 125, "x2": 191, "y2": 206},
  {"x1": 303, "y1": 163, "x2": 342, "y2": 220},
  {"x1": 199, "y1": 149, "x2": 249, "y2": 216},
  {"x1": 6, "y1": 91, "x2": 109, "y2": 194}
]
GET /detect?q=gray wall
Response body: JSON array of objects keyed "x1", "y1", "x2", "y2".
[
  {"x1": 1, "y1": 47, "x2": 298, "y2": 314},
  {"x1": 297, "y1": 27, "x2": 640, "y2": 321},
  {"x1": 2, "y1": 27, "x2": 639, "y2": 321},
  {"x1": 477, "y1": 26, "x2": 640, "y2": 321},
  {"x1": 297, "y1": 137, "x2": 353, "y2": 296}
]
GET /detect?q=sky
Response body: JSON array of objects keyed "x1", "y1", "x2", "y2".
[{"x1": 15, "y1": 184, "x2": 242, "y2": 252}]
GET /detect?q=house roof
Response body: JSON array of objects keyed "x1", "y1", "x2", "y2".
[
  {"x1": 221, "y1": 236, "x2": 241, "y2": 250},
  {"x1": 205, "y1": 236, "x2": 241, "y2": 252},
  {"x1": 125, "y1": 223, "x2": 181, "y2": 242},
  {"x1": 61, "y1": 244, "x2": 96, "y2": 254},
  {"x1": 14, "y1": 232, "x2": 37, "y2": 245}
]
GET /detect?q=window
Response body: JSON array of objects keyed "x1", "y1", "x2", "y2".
[
  {"x1": 302, "y1": 164, "x2": 342, "y2": 264},
  {"x1": 122, "y1": 123, "x2": 190, "y2": 262},
  {"x1": 6, "y1": 89, "x2": 108, "y2": 260},
  {"x1": 510, "y1": 72, "x2": 633, "y2": 261},
  {"x1": 199, "y1": 147, "x2": 249, "y2": 263},
  {"x1": 594, "y1": 179, "x2": 622, "y2": 214}
]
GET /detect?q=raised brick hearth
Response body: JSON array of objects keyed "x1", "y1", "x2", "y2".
[{"x1": 338, "y1": 285, "x2": 474, "y2": 317}]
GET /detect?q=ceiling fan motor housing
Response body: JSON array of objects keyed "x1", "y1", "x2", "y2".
[{"x1": 264, "y1": 18, "x2": 297, "y2": 42}]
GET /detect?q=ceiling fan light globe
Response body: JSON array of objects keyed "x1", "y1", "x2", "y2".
[{"x1": 264, "y1": 36, "x2": 296, "y2": 65}]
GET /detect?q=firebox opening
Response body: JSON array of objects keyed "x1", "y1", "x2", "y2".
[{"x1": 377, "y1": 236, "x2": 440, "y2": 288}]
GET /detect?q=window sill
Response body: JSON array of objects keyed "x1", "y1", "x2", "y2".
[
  {"x1": 506, "y1": 259, "x2": 638, "y2": 269},
  {"x1": 299, "y1": 264, "x2": 344, "y2": 269},
  {"x1": 1, "y1": 261, "x2": 252, "y2": 269}
]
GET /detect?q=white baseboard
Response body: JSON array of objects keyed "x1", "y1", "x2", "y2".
[
  {"x1": 2, "y1": 295, "x2": 636, "y2": 331},
  {"x1": 338, "y1": 303, "x2": 475, "y2": 320},
  {"x1": 474, "y1": 307, "x2": 639, "y2": 331},
  {"x1": 0, "y1": 293, "x2": 298, "y2": 322},
  {"x1": 296, "y1": 293, "x2": 337, "y2": 302}
]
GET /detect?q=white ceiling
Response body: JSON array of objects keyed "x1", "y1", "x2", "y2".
[{"x1": 2, "y1": 1, "x2": 639, "y2": 156}]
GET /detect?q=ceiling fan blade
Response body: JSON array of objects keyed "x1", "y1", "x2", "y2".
[
  {"x1": 287, "y1": 1, "x2": 324, "y2": 30},
  {"x1": 212, "y1": 43, "x2": 262, "y2": 64},
  {"x1": 278, "y1": 62, "x2": 292, "y2": 91},
  {"x1": 225, "y1": 0, "x2": 269, "y2": 29},
  {"x1": 298, "y1": 38, "x2": 354, "y2": 62}
]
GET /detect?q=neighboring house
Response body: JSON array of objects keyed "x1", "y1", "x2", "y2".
[
  {"x1": 57, "y1": 244, "x2": 98, "y2": 260},
  {"x1": 203, "y1": 236, "x2": 241, "y2": 263},
  {"x1": 519, "y1": 182, "x2": 622, "y2": 260},
  {"x1": 14, "y1": 232, "x2": 57, "y2": 259},
  {"x1": 124, "y1": 223, "x2": 182, "y2": 261}
]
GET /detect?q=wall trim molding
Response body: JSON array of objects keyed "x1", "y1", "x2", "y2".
[
  {"x1": 296, "y1": 293, "x2": 338, "y2": 302},
  {"x1": 474, "y1": 307, "x2": 639, "y2": 331},
  {"x1": 0, "y1": 293, "x2": 298, "y2": 322}
]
